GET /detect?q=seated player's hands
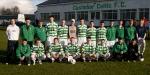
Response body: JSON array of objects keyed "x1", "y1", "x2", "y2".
[
  {"x1": 20, "y1": 56, "x2": 25, "y2": 61},
  {"x1": 120, "y1": 51, "x2": 124, "y2": 54}
]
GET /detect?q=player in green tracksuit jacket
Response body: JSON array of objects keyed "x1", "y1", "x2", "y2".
[
  {"x1": 35, "y1": 20, "x2": 46, "y2": 45},
  {"x1": 16, "y1": 39, "x2": 31, "y2": 66},
  {"x1": 47, "y1": 38, "x2": 64, "y2": 62},
  {"x1": 112, "y1": 38, "x2": 128, "y2": 61},
  {"x1": 81, "y1": 37, "x2": 95, "y2": 62},
  {"x1": 106, "y1": 21, "x2": 117, "y2": 48},
  {"x1": 20, "y1": 19, "x2": 35, "y2": 47},
  {"x1": 116, "y1": 20, "x2": 125, "y2": 39},
  {"x1": 65, "y1": 37, "x2": 80, "y2": 61},
  {"x1": 125, "y1": 19, "x2": 136, "y2": 45}
]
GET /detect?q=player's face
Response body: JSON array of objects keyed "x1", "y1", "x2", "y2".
[
  {"x1": 132, "y1": 40, "x2": 137, "y2": 45},
  {"x1": 140, "y1": 20, "x2": 144, "y2": 26},
  {"x1": 26, "y1": 20, "x2": 31, "y2": 26},
  {"x1": 80, "y1": 20, "x2": 84, "y2": 25},
  {"x1": 36, "y1": 40, "x2": 41, "y2": 46},
  {"x1": 119, "y1": 39, "x2": 123, "y2": 44},
  {"x1": 71, "y1": 19, "x2": 75, "y2": 25},
  {"x1": 87, "y1": 38, "x2": 91, "y2": 44},
  {"x1": 22, "y1": 41, "x2": 27, "y2": 45},
  {"x1": 110, "y1": 21, "x2": 114, "y2": 27},
  {"x1": 61, "y1": 20, "x2": 66, "y2": 26},
  {"x1": 50, "y1": 17, "x2": 54, "y2": 22},
  {"x1": 38, "y1": 22, "x2": 43, "y2": 27},
  {"x1": 119, "y1": 21, "x2": 123, "y2": 25},
  {"x1": 90, "y1": 22, "x2": 94, "y2": 27},
  {"x1": 101, "y1": 40, "x2": 105, "y2": 45},
  {"x1": 70, "y1": 38, "x2": 75, "y2": 44},
  {"x1": 130, "y1": 20, "x2": 134, "y2": 25},
  {"x1": 100, "y1": 23, "x2": 104, "y2": 27},
  {"x1": 54, "y1": 39, "x2": 59, "y2": 44},
  {"x1": 11, "y1": 19, "x2": 16, "y2": 25}
]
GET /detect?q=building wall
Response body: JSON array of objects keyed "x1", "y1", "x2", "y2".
[{"x1": 36, "y1": 0, "x2": 150, "y2": 25}]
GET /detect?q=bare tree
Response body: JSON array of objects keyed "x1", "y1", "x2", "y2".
[{"x1": 0, "y1": 6, "x2": 20, "y2": 15}]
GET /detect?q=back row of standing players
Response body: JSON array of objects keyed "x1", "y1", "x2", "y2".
[{"x1": 6, "y1": 15, "x2": 147, "y2": 66}]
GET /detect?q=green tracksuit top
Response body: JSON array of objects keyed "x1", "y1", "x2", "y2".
[
  {"x1": 16, "y1": 44, "x2": 31, "y2": 58},
  {"x1": 20, "y1": 25, "x2": 35, "y2": 41},
  {"x1": 106, "y1": 26, "x2": 116, "y2": 41}
]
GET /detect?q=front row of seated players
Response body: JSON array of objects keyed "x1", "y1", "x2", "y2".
[{"x1": 16, "y1": 37, "x2": 139, "y2": 66}]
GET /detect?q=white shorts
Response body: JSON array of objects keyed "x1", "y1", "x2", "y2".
[
  {"x1": 47, "y1": 36, "x2": 57, "y2": 46},
  {"x1": 96, "y1": 52, "x2": 110, "y2": 59},
  {"x1": 107, "y1": 40, "x2": 116, "y2": 48},
  {"x1": 59, "y1": 38, "x2": 68, "y2": 46},
  {"x1": 31, "y1": 53, "x2": 46, "y2": 61},
  {"x1": 78, "y1": 37, "x2": 86, "y2": 46},
  {"x1": 92, "y1": 40, "x2": 96, "y2": 47},
  {"x1": 47, "y1": 52, "x2": 65, "y2": 58}
]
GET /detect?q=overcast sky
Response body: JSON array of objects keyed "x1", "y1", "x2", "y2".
[
  {"x1": 0, "y1": 0, "x2": 47, "y2": 14},
  {"x1": 32, "y1": 0, "x2": 47, "y2": 5}
]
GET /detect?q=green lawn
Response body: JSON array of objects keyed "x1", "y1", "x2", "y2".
[{"x1": 0, "y1": 29, "x2": 150, "y2": 75}]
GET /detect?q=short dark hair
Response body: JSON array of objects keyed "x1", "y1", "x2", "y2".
[
  {"x1": 38, "y1": 19, "x2": 43, "y2": 22},
  {"x1": 86, "y1": 37, "x2": 91, "y2": 39},
  {"x1": 49, "y1": 15, "x2": 54, "y2": 18},
  {"x1": 90, "y1": 21, "x2": 94, "y2": 23},
  {"x1": 70, "y1": 37, "x2": 75, "y2": 39},
  {"x1": 22, "y1": 39, "x2": 27, "y2": 41},
  {"x1": 25, "y1": 17, "x2": 30, "y2": 20},
  {"x1": 80, "y1": 18, "x2": 84, "y2": 20},
  {"x1": 100, "y1": 21, "x2": 104, "y2": 23},
  {"x1": 118, "y1": 37, "x2": 123, "y2": 40},
  {"x1": 54, "y1": 38, "x2": 59, "y2": 41}
]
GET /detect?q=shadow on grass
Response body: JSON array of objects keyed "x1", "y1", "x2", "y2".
[{"x1": 0, "y1": 50, "x2": 17, "y2": 64}]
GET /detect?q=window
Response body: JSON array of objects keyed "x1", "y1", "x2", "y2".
[
  {"x1": 40, "y1": 13, "x2": 60, "y2": 21},
  {"x1": 139, "y1": 8, "x2": 149, "y2": 19},
  {"x1": 77, "y1": 11, "x2": 88, "y2": 21},
  {"x1": 40, "y1": 13, "x2": 49, "y2": 21},
  {"x1": 120, "y1": 9, "x2": 137, "y2": 20},
  {"x1": 91, "y1": 11, "x2": 100, "y2": 20},
  {"x1": 51, "y1": 12, "x2": 60, "y2": 21},
  {"x1": 65, "y1": 12, "x2": 75, "y2": 21},
  {"x1": 102, "y1": 10, "x2": 117, "y2": 20}
]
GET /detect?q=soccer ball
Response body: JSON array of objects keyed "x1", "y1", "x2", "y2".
[
  {"x1": 140, "y1": 58, "x2": 144, "y2": 62},
  {"x1": 71, "y1": 59, "x2": 76, "y2": 64}
]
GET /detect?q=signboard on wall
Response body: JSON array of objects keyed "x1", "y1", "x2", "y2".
[{"x1": 72, "y1": 0, "x2": 126, "y2": 11}]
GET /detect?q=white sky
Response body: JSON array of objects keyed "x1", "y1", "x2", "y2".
[{"x1": 0, "y1": 0, "x2": 47, "y2": 14}]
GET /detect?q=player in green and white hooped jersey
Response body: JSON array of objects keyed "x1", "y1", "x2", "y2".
[
  {"x1": 46, "y1": 16, "x2": 58, "y2": 46},
  {"x1": 106, "y1": 21, "x2": 116, "y2": 49},
  {"x1": 87, "y1": 21, "x2": 97, "y2": 47},
  {"x1": 77, "y1": 19, "x2": 87, "y2": 46},
  {"x1": 65, "y1": 37, "x2": 80, "y2": 62},
  {"x1": 96, "y1": 39, "x2": 110, "y2": 61},
  {"x1": 46, "y1": 38, "x2": 64, "y2": 63},
  {"x1": 31, "y1": 39, "x2": 46, "y2": 65},
  {"x1": 96, "y1": 21, "x2": 107, "y2": 45},
  {"x1": 81, "y1": 37, "x2": 95, "y2": 62},
  {"x1": 58, "y1": 19, "x2": 68, "y2": 47}
]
